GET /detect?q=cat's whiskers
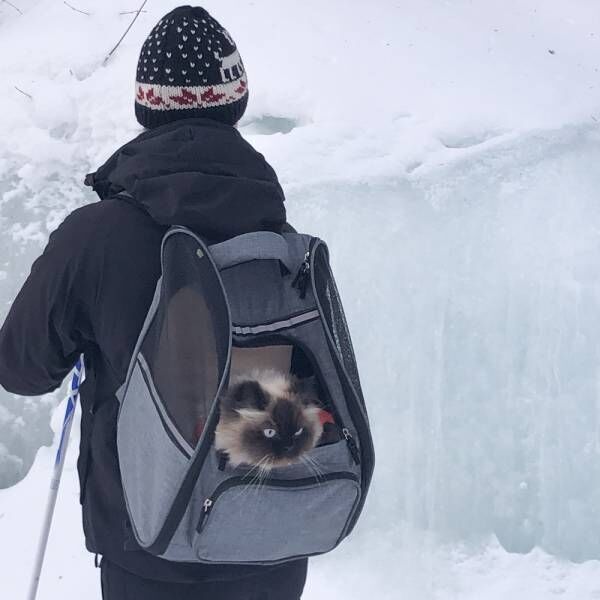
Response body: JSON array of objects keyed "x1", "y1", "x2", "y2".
[
  {"x1": 236, "y1": 455, "x2": 271, "y2": 500},
  {"x1": 301, "y1": 454, "x2": 325, "y2": 483},
  {"x1": 240, "y1": 454, "x2": 276, "y2": 501},
  {"x1": 310, "y1": 456, "x2": 326, "y2": 481},
  {"x1": 306, "y1": 454, "x2": 325, "y2": 475},
  {"x1": 303, "y1": 456, "x2": 318, "y2": 482},
  {"x1": 254, "y1": 456, "x2": 274, "y2": 495},
  {"x1": 237, "y1": 475, "x2": 262, "y2": 502},
  {"x1": 241, "y1": 455, "x2": 269, "y2": 482}
]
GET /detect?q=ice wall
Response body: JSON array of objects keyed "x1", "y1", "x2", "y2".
[
  {"x1": 0, "y1": 174, "x2": 58, "y2": 489},
  {"x1": 0, "y1": 138, "x2": 100, "y2": 488},
  {"x1": 286, "y1": 124, "x2": 600, "y2": 562}
]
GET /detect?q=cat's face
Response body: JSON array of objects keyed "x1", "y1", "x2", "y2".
[{"x1": 214, "y1": 370, "x2": 324, "y2": 470}]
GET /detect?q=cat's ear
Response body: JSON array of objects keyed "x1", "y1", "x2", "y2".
[
  {"x1": 225, "y1": 380, "x2": 269, "y2": 411},
  {"x1": 294, "y1": 375, "x2": 320, "y2": 406}
]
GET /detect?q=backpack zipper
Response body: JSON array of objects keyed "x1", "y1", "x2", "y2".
[
  {"x1": 342, "y1": 428, "x2": 361, "y2": 465},
  {"x1": 291, "y1": 238, "x2": 317, "y2": 299},
  {"x1": 196, "y1": 472, "x2": 359, "y2": 532},
  {"x1": 291, "y1": 250, "x2": 311, "y2": 298}
]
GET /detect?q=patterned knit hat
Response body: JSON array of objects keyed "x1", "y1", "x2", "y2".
[{"x1": 135, "y1": 6, "x2": 248, "y2": 128}]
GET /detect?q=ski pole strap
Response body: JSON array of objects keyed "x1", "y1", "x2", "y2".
[{"x1": 55, "y1": 357, "x2": 84, "y2": 468}]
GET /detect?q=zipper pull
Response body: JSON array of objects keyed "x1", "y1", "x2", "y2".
[
  {"x1": 292, "y1": 251, "x2": 311, "y2": 299},
  {"x1": 197, "y1": 498, "x2": 214, "y2": 532},
  {"x1": 343, "y1": 428, "x2": 361, "y2": 465}
]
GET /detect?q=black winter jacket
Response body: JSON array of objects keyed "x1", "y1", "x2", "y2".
[{"x1": 0, "y1": 119, "x2": 306, "y2": 582}]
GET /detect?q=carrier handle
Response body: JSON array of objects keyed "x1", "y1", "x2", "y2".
[{"x1": 209, "y1": 231, "x2": 292, "y2": 272}]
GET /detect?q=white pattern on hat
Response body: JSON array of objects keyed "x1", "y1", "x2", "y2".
[{"x1": 135, "y1": 75, "x2": 247, "y2": 111}]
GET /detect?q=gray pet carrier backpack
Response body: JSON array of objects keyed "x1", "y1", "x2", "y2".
[{"x1": 116, "y1": 226, "x2": 375, "y2": 564}]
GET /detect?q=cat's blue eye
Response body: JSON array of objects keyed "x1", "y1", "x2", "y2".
[
  {"x1": 263, "y1": 428, "x2": 277, "y2": 439},
  {"x1": 294, "y1": 427, "x2": 304, "y2": 437}
]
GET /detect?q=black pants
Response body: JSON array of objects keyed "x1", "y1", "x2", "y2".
[{"x1": 100, "y1": 559, "x2": 308, "y2": 600}]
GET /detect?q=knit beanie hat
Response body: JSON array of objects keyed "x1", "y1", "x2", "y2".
[{"x1": 135, "y1": 6, "x2": 248, "y2": 128}]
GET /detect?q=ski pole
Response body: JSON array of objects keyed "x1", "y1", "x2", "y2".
[{"x1": 27, "y1": 356, "x2": 84, "y2": 600}]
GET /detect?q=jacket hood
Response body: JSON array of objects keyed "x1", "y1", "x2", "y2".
[{"x1": 85, "y1": 118, "x2": 286, "y2": 242}]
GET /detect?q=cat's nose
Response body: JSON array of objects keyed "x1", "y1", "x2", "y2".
[{"x1": 282, "y1": 443, "x2": 294, "y2": 453}]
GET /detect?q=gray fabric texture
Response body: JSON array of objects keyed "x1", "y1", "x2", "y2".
[
  {"x1": 117, "y1": 358, "x2": 191, "y2": 547},
  {"x1": 193, "y1": 477, "x2": 360, "y2": 563},
  {"x1": 209, "y1": 231, "x2": 292, "y2": 272}
]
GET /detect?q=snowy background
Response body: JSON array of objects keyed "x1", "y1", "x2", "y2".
[{"x1": 1, "y1": 0, "x2": 600, "y2": 598}]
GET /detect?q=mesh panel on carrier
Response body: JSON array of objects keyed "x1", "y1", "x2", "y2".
[
  {"x1": 140, "y1": 233, "x2": 229, "y2": 448},
  {"x1": 313, "y1": 245, "x2": 365, "y2": 405}
]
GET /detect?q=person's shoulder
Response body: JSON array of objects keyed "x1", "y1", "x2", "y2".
[
  {"x1": 58, "y1": 198, "x2": 164, "y2": 245},
  {"x1": 64, "y1": 198, "x2": 152, "y2": 228}
]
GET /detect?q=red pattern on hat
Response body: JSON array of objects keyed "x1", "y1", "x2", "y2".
[
  {"x1": 145, "y1": 88, "x2": 164, "y2": 106},
  {"x1": 200, "y1": 87, "x2": 226, "y2": 104},
  {"x1": 170, "y1": 89, "x2": 198, "y2": 105}
]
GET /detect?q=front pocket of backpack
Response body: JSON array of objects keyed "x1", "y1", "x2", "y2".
[
  {"x1": 193, "y1": 472, "x2": 360, "y2": 564},
  {"x1": 117, "y1": 354, "x2": 193, "y2": 549}
]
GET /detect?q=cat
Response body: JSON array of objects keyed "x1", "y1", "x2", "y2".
[{"x1": 214, "y1": 369, "x2": 324, "y2": 471}]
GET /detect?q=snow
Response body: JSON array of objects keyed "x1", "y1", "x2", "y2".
[{"x1": 1, "y1": 0, "x2": 600, "y2": 598}]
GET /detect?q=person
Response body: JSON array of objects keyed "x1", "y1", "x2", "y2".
[{"x1": 0, "y1": 5, "x2": 307, "y2": 600}]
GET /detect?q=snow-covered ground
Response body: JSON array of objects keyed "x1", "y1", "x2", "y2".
[{"x1": 1, "y1": 0, "x2": 600, "y2": 598}]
